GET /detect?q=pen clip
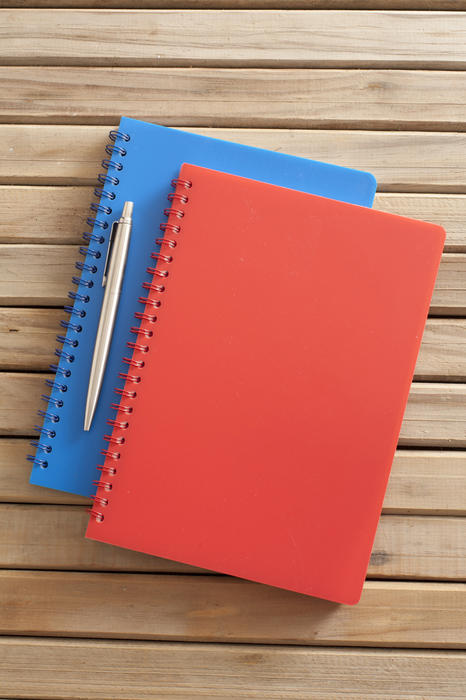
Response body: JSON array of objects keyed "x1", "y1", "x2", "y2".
[{"x1": 102, "y1": 220, "x2": 118, "y2": 287}]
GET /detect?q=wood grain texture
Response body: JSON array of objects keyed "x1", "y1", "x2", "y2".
[
  {"x1": 2, "y1": 373, "x2": 465, "y2": 443},
  {"x1": 3, "y1": 67, "x2": 466, "y2": 131},
  {"x1": 0, "y1": 245, "x2": 462, "y2": 312},
  {"x1": 415, "y1": 320, "x2": 466, "y2": 381},
  {"x1": 2, "y1": 188, "x2": 466, "y2": 252},
  {"x1": 0, "y1": 308, "x2": 63, "y2": 371},
  {"x1": 430, "y1": 254, "x2": 466, "y2": 315},
  {"x1": 1, "y1": 309, "x2": 464, "y2": 379},
  {"x1": 0, "y1": 439, "x2": 89, "y2": 505},
  {"x1": 382, "y1": 450, "x2": 466, "y2": 516},
  {"x1": 2, "y1": 0, "x2": 466, "y2": 687},
  {"x1": 0, "y1": 571, "x2": 464, "y2": 647},
  {"x1": 3, "y1": 439, "x2": 464, "y2": 514},
  {"x1": 5, "y1": 0, "x2": 466, "y2": 8},
  {"x1": 0, "y1": 504, "x2": 464, "y2": 580},
  {"x1": 375, "y1": 193, "x2": 466, "y2": 252},
  {"x1": 400, "y1": 383, "x2": 466, "y2": 447},
  {"x1": 0, "y1": 245, "x2": 75, "y2": 306},
  {"x1": 2, "y1": 10, "x2": 466, "y2": 68},
  {"x1": 0, "y1": 640, "x2": 465, "y2": 700},
  {"x1": 3, "y1": 125, "x2": 466, "y2": 193},
  {"x1": 0, "y1": 186, "x2": 89, "y2": 244}
]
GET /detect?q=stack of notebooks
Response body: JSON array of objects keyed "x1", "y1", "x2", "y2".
[{"x1": 29, "y1": 117, "x2": 445, "y2": 605}]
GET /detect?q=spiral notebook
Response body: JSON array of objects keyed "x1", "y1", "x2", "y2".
[
  {"x1": 86, "y1": 164, "x2": 444, "y2": 604},
  {"x1": 29, "y1": 117, "x2": 377, "y2": 497}
]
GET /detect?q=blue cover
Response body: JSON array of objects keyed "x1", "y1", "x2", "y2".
[{"x1": 29, "y1": 117, "x2": 377, "y2": 496}]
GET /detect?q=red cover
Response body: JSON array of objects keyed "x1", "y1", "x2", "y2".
[{"x1": 87, "y1": 163, "x2": 445, "y2": 604}]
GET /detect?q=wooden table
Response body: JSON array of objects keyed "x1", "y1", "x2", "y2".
[{"x1": 0, "y1": 3, "x2": 465, "y2": 698}]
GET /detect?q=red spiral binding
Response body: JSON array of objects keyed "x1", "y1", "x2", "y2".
[
  {"x1": 160, "y1": 223, "x2": 181, "y2": 234},
  {"x1": 103, "y1": 434, "x2": 125, "y2": 444},
  {"x1": 111, "y1": 402, "x2": 132, "y2": 414},
  {"x1": 92, "y1": 494, "x2": 109, "y2": 507},
  {"x1": 138, "y1": 296, "x2": 161, "y2": 308},
  {"x1": 163, "y1": 207, "x2": 184, "y2": 219},
  {"x1": 146, "y1": 267, "x2": 169, "y2": 278},
  {"x1": 89, "y1": 176, "x2": 192, "y2": 523},
  {"x1": 130, "y1": 326, "x2": 153, "y2": 338},
  {"x1": 93, "y1": 479, "x2": 112, "y2": 491},
  {"x1": 123, "y1": 356, "x2": 145, "y2": 368},
  {"x1": 118, "y1": 372, "x2": 141, "y2": 383},
  {"x1": 156, "y1": 237, "x2": 177, "y2": 248},
  {"x1": 101, "y1": 449, "x2": 121, "y2": 460},
  {"x1": 114, "y1": 386, "x2": 137, "y2": 398},
  {"x1": 133, "y1": 311, "x2": 157, "y2": 323},
  {"x1": 151, "y1": 252, "x2": 173, "y2": 264},
  {"x1": 142, "y1": 281, "x2": 165, "y2": 293},
  {"x1": 97, "y1": 463, "x2": 118, "y2": 475},
  {"x1": 107, "y1": 418, "x2": 129, "y2": 429},
  {"x1": 167, "y1": 192, "x2": 188, "y2": 204},
  {"x1": 88, "y1": 508, "x2": 105, "y2": 522}
]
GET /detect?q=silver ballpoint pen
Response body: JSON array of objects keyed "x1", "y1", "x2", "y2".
[{"x1": 84, "y1": 201, "x2": 134, "y2": 431}]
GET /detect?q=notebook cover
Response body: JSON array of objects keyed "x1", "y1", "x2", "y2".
[
  {"x1": 86, "y1": 164, "x2": 444, "y2": 605},
  {"x1": 29, "y1": 117, "x2": 377, "y2": 497}
]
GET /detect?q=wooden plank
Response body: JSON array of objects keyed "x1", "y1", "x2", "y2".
[
  {"x1": 0, "y1": 373, "x2": 53, "y2": 436},
  {"x1": 0, "y1": 245, "x2": 464, "y2": 313},
  {"x1": 1, "y1": 10, "x2": 466, "y2": 69},
  {"x1": 2, "y1": 187, "x2": 466, "y2": 251},
  {"x1": 0, "y1": 186, "x2": 89, "y2": 244},
  {"x1": 431, "y1": 254, "x2": 466, "y2": 315},
  {"x1": 0, "y1": 571, "x2": 464, "y2": 647},
  {"x1": 382, "y1": 450, "x2": 466, "y2": 516},
  {"x1": 0, "y1": 308, "x2": 63, "y2": 371},
  {"x1": 0, "y1": 639, "x2": 465, "y2": 700},
  {"x1": 0, "y1": 245, "x2": 75, "y2": 306},
  {"x1": 374, "y1": 193, "x2": 466, "y2": 253},
  {"x1": 2, "y1": 439, "x2": 464, "y2": 514},
  {"x1": 415, "y1": 320, "x2": 466, "y2": 381},
  {"x1": 1, "y1": 309, "x2": 465, "y2": 380},
  {"x1": 2, "y1": 373, "x2": 465, "y2": 444},
  {"x1": 3, "y1": 125, "x2": 466, "y2": 193},
  {"x1": 369, "y1": 515, "x2": 466, "y2": 580},
  {"x1": 3, "y1": 67, "x2": 466, "y2": 131},
  {"x1": 0, "y1": 504, "x2": 464, "y2": 580},
  {"x1": 400, "y1": 383, "x2": 466, "y2": 447},
  {"x1": 405, "y1": 385, "x2": 466, "y2": 446},
  {"x1": 0, "y1": 504, "x2": 202, "y2": 574},
  {"x1": 0, "y1": 439, "x2": 88, "y2": 505}
]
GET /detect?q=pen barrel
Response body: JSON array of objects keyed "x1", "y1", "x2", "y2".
[
  {"x1": 105, "y1": 221, "x2": 132, "y2": 294},
  {"x1": 84, "y1": 218, "x2": 132, "y2": 430}
]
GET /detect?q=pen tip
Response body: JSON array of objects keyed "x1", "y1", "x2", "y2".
[{"x1": 122, "y1": 201, "x2": 133, "y2": 218}]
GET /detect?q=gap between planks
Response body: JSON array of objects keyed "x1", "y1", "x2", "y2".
[{"x1": 4, "y1": 0, "x2": 466, "y2": 8}]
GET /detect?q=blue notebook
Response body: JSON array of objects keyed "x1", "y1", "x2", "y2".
[{"x1": 29, "y1": 117, "x2": 377, "y2": 496}]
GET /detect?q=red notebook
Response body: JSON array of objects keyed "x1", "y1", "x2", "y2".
[{"x1": 86, "y1": 164, "x2": 445, "y2": 604}]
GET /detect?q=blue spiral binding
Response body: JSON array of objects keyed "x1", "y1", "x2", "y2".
[{"x1": 27, "y1": 127, "x2": 130, "y2": 469}]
